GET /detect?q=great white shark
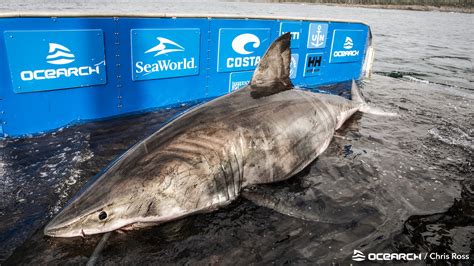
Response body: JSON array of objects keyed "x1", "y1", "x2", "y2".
[{"x1": 44, "y1": 33, "x2": 395, "y2": 237}]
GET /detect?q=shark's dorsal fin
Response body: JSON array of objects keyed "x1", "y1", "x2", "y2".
[{"x1": 249, "y1": 32, "x2": 293, "y2": 98}]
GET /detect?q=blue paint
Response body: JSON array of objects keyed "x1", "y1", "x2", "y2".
[
  {"x1": 329, "y1": 30, "x2": 366, "y2": 63},
  {"x1": 0, "y1": 17, "x2": 371, "y2": 137},
  {"x1": 4, "y1": 30, "x2": 106, "y2": 93},
  {"x1": 117, "y1": 18, "x2": 208, "y2": 116},
  {"x1": 131, "y1": 28, "x2": 200, "y2": 81}
]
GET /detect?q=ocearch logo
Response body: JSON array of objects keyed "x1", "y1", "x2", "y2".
[
  {"x1": 351, "y1": 250, "x2": 424, "y2": 261},
  {"x1": 135, "y1": 36, "x2": 195, "y2": 76},
  {"x1": 227, "y1": 33, "x2": 261, "y2": 68},
  {"x1": 352, "y1": 250, "x2": 365, "y2": 261},
  {"x1": 20, "y1": 42, "x2": 101, "y2": 81},
  {"x1": 343, "y1": 37, "x2": 354, "y2": 49},
  {"x1": 46, "y1": 43, "x2": 75, "y2": 65},
  {"x1": 334, "y1": 36, "x2": 359, "y2": 58}
]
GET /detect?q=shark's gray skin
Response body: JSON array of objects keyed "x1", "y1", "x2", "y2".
[{"x1": 44, "y1": 33, "x2": 394, "y2": 237}]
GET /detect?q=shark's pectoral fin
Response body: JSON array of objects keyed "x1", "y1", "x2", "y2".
[
  {"x1": 241, "y1": 186, "x2": 352, "y2": 224},
  {"x1": 249, "y1": 33, "x2": 294, "y2": 99}
]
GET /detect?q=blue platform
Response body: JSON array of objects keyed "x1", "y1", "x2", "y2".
[{"x1": 0, "y1": 16, "x2": 371, "y2": 137}]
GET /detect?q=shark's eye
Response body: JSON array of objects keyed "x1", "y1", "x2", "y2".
[{"x1": 98, "y1": 211, "x2": 107, "y2": 221}]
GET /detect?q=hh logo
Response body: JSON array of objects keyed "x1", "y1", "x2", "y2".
[
  {"x1": 4, "y1": 30, "x2": 106, "y2": 93},
  {"x1": 217, "y1": 28, "x2": 271, "y2": 72},
  {"x1": 352, "y1": 250, "x2": 366, "y2": 261},
  {"x1": 330, "y1": 30, "x2": 366, "y2": 63},
  {"x1": 304, "y1": 53, "x2": 323, "y2": 77},
  {"x1": 131, "y1": 28, "x2": 200, "y2": 81},
  {"x1": 46, "y1": 43, "x2": 76, "y2": 65}
]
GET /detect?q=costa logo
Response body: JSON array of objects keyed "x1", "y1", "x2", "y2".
[{"x1": 217, "y1": 28, "x2": 271, "y2": 73}]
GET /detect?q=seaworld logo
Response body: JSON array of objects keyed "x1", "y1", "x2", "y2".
[
  {"x1": 131, "y1": 29, "x2": 200, "y2": 80},
  {"x1": 20, "y1": 42, "x2": 102, "y2": 81},
  {"x1": 135, "y1": 36, "x2": 196, "y2": 76},
  {"x1": 227, "y1": 33, "x2": 262, "y2": 68},
  {"x1": 145, "y1": 37, "x2": 185, "y2": 56}
]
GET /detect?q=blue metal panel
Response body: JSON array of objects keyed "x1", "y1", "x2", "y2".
[
  {"x1": 0, "y1": 17, "x2": 370, "y2": 138},
  {"x1": 0, "y1": 18, "x2": 118, "y2": 137},
  {"x1": 117, "y1": 18, "x2": 208, "y2": 114},
  {"x1": 131, "y1": 28, "x2": 200, "y2": 81},
  {"x1": 208, "y1": 19, "x2": 277, "y2": 98},
  {"x1": 329, "y1": 29, "x2": 366, "y2": 63},
  {"x1": 291, "y1": 21, "x2": 369, "y2": 87},
  {"x1": 4, "y1": 30, "x2": 107, "y2": 93}
]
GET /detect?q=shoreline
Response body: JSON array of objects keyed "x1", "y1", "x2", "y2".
[{"x1": 302, "y1": 3, "x2": 474, "y2": 14}]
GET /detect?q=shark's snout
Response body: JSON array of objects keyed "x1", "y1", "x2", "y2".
[
  {"x1": 44, "y1": 213, "x2": 82, "y2": 237},
  {"x1": 43, "y1": 222, "x2": 66, "y2": 237}
]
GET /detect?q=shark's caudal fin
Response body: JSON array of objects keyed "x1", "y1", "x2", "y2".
[
  {"x1": 249, "y1": 32, "x2": 294, "y2": 98},
  {"x1": 351, "y1": 80, "x2": 398, "y2": 116}
]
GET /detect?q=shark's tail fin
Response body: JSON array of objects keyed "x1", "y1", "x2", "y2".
[{"x1": 351, "y1": 80, "x2": 398, "y2": 117}]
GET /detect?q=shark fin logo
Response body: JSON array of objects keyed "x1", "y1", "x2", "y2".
[
  {"x1": 352, "y1": 250, "x2": 366, "y2": 261},
  {"x1": 232, "y1": 33, "x2": 260, "y2": 55},
  {"x1": 46, "y1": 43, "x2": 75, "y2": 65},
  {"x1": 145, "y1": 37, "x2": 185, "y2": 56},
  {"x1": 343, "y1": 37, "x2": 354, "y2": 49}
]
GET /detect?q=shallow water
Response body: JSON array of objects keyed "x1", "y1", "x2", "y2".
[{"x1": 1, "y1": 4, "x2": 473, "y2": 265}]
